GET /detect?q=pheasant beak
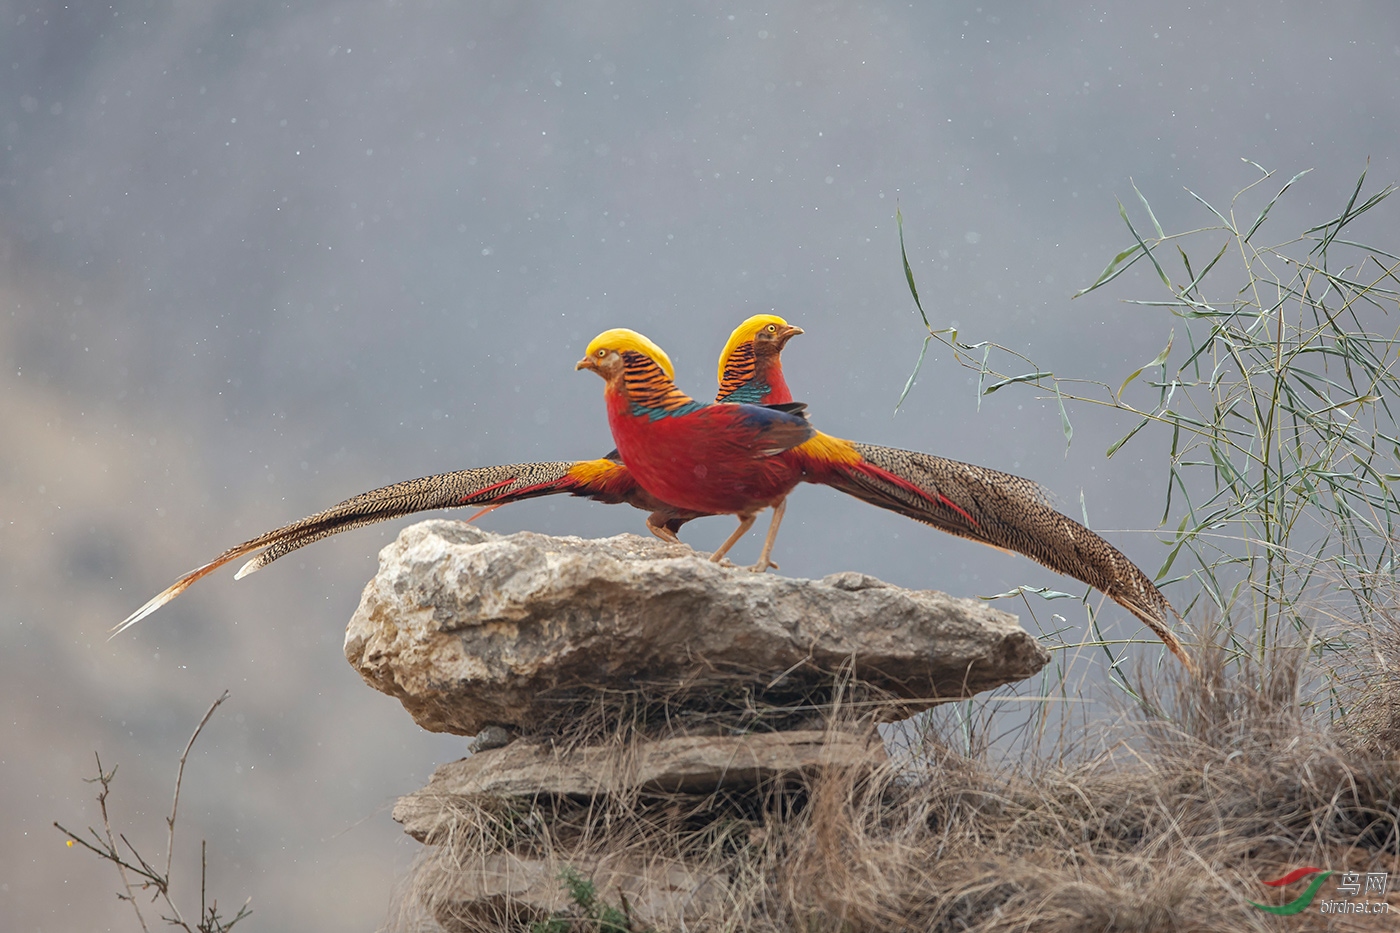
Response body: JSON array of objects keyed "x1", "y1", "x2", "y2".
[
  {"x1": 783, "y1": 324, "x2": 804, "y2": 338},
  {"x1": 575, "y1": 356, "x2": 597, "y2": 373}
]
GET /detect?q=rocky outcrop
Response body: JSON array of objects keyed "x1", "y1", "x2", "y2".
[
  {"x1": 345, "y1": 521, "x2": 1048, "y2": 736},
  {"x1": 394, "y1": 729, "x2": 886, "y2": 842},
  {"x1": 411, "y1": 851, "x2": 728, "y2": 931},
  {"x1": 352, "y1": 521, "x2": 1051, "y2": 931}
]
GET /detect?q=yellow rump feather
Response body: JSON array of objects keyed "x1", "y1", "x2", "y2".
[
  {"x1": 794, "y1": 431, "x2": 863, "y2": 466},
  {"x1": 567, "y1": 457, "x2": 631, "y2": 486}
]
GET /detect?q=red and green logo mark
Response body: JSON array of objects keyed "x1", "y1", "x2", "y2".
[{"x1": 1249, "y1": 866, "x2": 1332, "y2": 915}]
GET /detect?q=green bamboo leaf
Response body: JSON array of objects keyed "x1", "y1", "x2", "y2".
[
  {"x1": 894, "y1": 333, "x2": 931, "y2": 414},
  {"x1": 983, "y1": 371, "x2": 1053, "y2": 394},
  {"x1": 979, "y1": 584, "x2": 1078, "y2": 602},
  {"x1": 896, "y1": 206, "x2": 929, "y2": 328},
  {"x1": 1055, "y1": 380, "x2": 1074, "y2": 449},
  {"x1": 1155, "y1": 512, "x2": 1196, "y2": 579},
  {"x1": 1116, "y1": 330, "x2": 1174, "y2": 401},
  {"x1": 1106, "y1": 416, "x2": 1151, "y2": 458},
  {"x1": 1244, "y1": 168, "x2": 1312, "y2": 241},
  {"x1": 1311, "y1": 163, "x2": 1369, "y2": 253},
  {"x1": 1324, "y1": 236, "x2": 1400, "y2": 262},
  {"x1": 1073, "y1": 243, "x2": 1145, "y2": 298},
  {"x1": 1184, "y1": 240, "x2": 1230, "y2": 296},
  {"x1": 1118, "y1": 199, "x2": 1172, "y2": 290},
  {"x1": 1160, "y1": 423, "x2": 1182, "y2": 525},
  {"x1": 1132, "y1": 178, "x2": 1165, "y2": 239},
  {"x1": 1177, "y1": 245, "x2": 1194, "y2": 284},
  {"x1": 1183, "y1": 186, "x2": 1233, "y2": 229},
  {"x1": 975, "y1": 344, "x2": 992, "y2": 410}
]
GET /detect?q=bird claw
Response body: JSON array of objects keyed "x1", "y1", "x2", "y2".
[{"x1": 748, "y1": 559, "x2": 777, "y2": 573}]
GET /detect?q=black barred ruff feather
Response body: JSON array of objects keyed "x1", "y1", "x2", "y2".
[
  {"x1": 716, "y1": 342, "x2": 761, "y2": 403},
  {"x1": 621, "y1": 350, "x2": 705, "y2": 419}
]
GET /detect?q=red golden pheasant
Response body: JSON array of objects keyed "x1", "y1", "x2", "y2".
[
  {"x1": 113, "y1": 315, "x2": 804, "y2": 634},
  {"x1": 115, "y1": 317, "x2": 1191, "y2": 670},
  {"x1": 576, "y1": 328, "x2": 1194, "y2": 670}
]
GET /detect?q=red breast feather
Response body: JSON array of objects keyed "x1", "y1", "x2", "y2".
[{"x1": 607, "y1": 395, "x2": 810, "y2": 515}]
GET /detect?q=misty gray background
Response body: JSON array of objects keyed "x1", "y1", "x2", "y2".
[{"x1": 4, "y1": 2, "x2": 1398, "y2": 929}]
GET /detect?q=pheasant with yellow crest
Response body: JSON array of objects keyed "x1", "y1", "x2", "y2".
[
  {"x1": 116, "y1": 317, "x2": 1192, "y2": 670},
  {"x1": 576, "y1": 327, "x2": 1193, "y2": 670},
  {"x1": 113, "y1": 315, "x2": 804, "y2": 634}
]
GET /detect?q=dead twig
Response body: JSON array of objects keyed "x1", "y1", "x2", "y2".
[{"x1": 54, "y1": 690, "x2": 251, "y2": 933}]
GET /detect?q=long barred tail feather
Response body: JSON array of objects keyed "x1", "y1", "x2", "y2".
[
  {"x1": 113, "y1": 460, "x2": 619, "y2": 636},
  {"x1": 115, "y1": 437, "x2": 1192, "y2": 675},
  {"x1": 827, "y1": 443, "x2": 1193, "y2": 670}
]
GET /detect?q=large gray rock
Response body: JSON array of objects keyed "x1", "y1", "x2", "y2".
[
  {"x1": 345, "y1": 521, "x2": 1048, "y2": 735},
  {"x1": 413, "y1": 850, "x2": 726, "y2": 932},
  {"x1": 395, "y1": 729, "x2": 886, "y2": 841}
]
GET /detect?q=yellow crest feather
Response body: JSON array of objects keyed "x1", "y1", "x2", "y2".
[
  {"x1": 716, "y1": 314, "x2": 790, "y2": 384},
  {"x1": 584, "y1": 329, "x2": 675, "y2": 380}
]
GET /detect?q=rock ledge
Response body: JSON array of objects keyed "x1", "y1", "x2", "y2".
[{"x1": 345, "y1": 521, "x2": 1048, "y2": 736}]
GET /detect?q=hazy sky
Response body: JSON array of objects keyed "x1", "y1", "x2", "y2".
[{"x1": 5, "y1": 2, "x2": 1399, "y2": 929}]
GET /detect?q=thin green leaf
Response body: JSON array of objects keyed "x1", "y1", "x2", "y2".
[
  {"x1": 980, "y1": 584, "x2": 1078, "y2": 602},
  {"x1": 1244, "y1": 168, "x2": 1312, "y2": 241},
  {"x1": 896, "y1": 206, "x2": 929, "y2": 328},
  {"x1": 983, "y1": 370, "x2": 1053, "y2": 394},
  {"x1": 1118, "y1": 199, "x2": 1172, "y2": 290},
  {"x1": 1325, "y1": 237, "x2": 1400, "y2": 262},
  {"x1": 1132, "y1": 178, "x2": 1165, "y2": 239},
  {"x1": 894, "y1": 333, "x2": 931, "y2": 414},
  {"x1": 1183, "y1": 186, "x2": 1234, "y2": 229},
  {"x1": 1311, "y1": 162, "x2": 1369, "y2": 253},
  {"x1": 1073, "y1": 243, "x2": 1145, "y2": 298},
  {"x1": 1155, "y1": 512, "x2": 1196, "y2": 579},
  {"x1": 1106, "y1": 415, "x2": 1152, "y2": 458},
  {"x1": 1181, "y1": 240, "x2": 1231, "y2": 298},
  {"x1": 976, "y1": 344, "x2": 992, "y2": 410},
  {"x1": 1055, "y1": 380, "x2": 1073, "y2": 450},
  {"x1": 1177, "y1": 245, "x2": 1195, "y2": 285},
  {"x1": 1116, "y1": 330, "x2": 1174, "y2": 401}
]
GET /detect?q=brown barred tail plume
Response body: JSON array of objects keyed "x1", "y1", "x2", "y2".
[
  {"x1": 112, "y1": 461, "x2": 585, "y2": 636},
  {"x1": 829, "y1": 443, "x2": 1193, "y2": 670}
]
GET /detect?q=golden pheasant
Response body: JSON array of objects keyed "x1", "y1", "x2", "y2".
[
  {"x1": 113, "y1": 315, "x2": 803, "y2": 634},
  {"x1": 116, "y1": 318, "x2": 1190, "y2": 670},
  {"x1": 576, "y1": 328, "x2": 1193, "y2": 669}
]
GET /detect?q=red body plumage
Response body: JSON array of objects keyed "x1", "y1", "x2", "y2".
[
  {"x1": 581, "y1": 331, "x2": 973, "y2": 570},
  {"x1": 604, "y1": 391, "x2": 808, "y2": 516}
]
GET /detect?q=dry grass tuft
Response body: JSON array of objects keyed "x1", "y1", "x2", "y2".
[
  {"x1": 386, "y1": 615, "x2": 1400, "y2": 932},
  {"x1": 1345, "y1": 602, "x2": 1400, "y2": 759}
]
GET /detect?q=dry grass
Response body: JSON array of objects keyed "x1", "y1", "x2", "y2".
[
  {"x1": 376, "y1": 168, "x2": 1400, "y2": 931},
  {"x1": 385, "y1": 615, "x2": 1400, "y2": 933}
]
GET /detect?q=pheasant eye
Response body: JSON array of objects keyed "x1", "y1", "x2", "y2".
[
  {"x1": 597, "y1": 348, "x2": 607, "y2": 358},
  {"x1": 766, "y1": 324, "x2": 777, "y2": 333}
]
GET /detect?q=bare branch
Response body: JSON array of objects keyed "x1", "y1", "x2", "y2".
[{"x1": 167, "y1": 691, "x2": 231, "y2": 880}]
